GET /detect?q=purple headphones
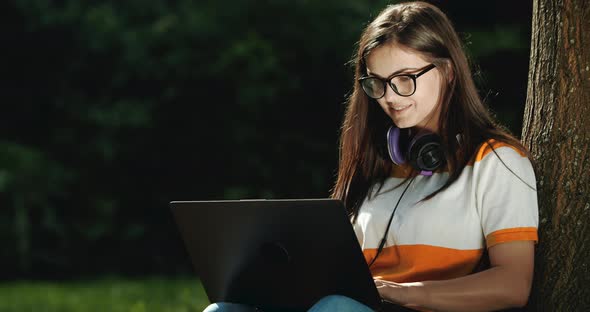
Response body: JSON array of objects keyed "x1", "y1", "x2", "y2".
[{"x1": 386, "y1": 126, "x2": 446, "y2": 176}]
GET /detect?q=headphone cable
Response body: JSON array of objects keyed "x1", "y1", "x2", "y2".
[{"x1": 368, "y1": 175, "x2": 417, "y2": 268}]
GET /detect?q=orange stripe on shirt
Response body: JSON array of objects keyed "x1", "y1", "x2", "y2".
[
  {"x1": 469, "y1": 139, "x2": 527, "y2": 165},
  {"x1": 486, "y1": 227, "x2": 538, "y2": 248},
  {"x1": 363, "y1": 244, "x2": 484, "y2": 283}
]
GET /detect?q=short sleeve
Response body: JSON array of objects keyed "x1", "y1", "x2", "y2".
[{"x1": 473, "y1": 141, "x2": 539, "y2": 248}]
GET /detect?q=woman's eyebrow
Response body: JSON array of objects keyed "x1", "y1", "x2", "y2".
[{"x1": 367, "y1": 67, "x2": 419, "y2": 78}]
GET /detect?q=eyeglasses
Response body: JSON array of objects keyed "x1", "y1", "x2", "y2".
[{"x1": 358, "y1": 63, "x2": 436, "y2": 99}]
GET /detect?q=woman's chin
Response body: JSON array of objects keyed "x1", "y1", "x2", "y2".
[{"x1": 390, "y1": 119, "x2": 415, "y2": 129}]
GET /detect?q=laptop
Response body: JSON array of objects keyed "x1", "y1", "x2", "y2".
[{"x1": 170, "y1": 198, "x2": 382, "y2": 312}]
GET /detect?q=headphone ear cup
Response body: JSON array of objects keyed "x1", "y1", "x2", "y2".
[
  {"x1": 408, "y1": 133, "x2": 445, "y2": 172},
  {"x1": 387, "y1": 126, "x2": 406, "y2": 165}
]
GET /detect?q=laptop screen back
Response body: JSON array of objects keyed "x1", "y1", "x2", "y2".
[{"x1": 170, "y1": 199, "x2": 381, "y2": 312}]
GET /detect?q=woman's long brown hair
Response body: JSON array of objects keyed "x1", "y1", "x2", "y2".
[{"x1": 331, "y1": 1, "x2": 530, "y2": 223}]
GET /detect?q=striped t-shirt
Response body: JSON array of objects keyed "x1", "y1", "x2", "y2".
[{"x1": 353, "y1": 140, "x2": 539, "y2": 282}]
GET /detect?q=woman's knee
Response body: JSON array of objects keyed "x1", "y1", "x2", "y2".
[{"x1": 308, "y1": 295, "x2": 374, "y2": 312}]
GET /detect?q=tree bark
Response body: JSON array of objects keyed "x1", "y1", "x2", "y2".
[{"x1": 522, "y1": 0, "x2": 590, "y2": 310}]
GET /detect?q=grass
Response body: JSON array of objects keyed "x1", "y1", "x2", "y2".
[{"x1": 0, "y1": 276, "x2": 210, "y2": 312}]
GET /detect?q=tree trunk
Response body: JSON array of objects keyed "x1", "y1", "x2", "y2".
[{"x1": 522, "y1": 0, "x2": 590, "y2": 310}]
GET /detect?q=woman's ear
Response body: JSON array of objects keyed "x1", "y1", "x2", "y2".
[{"x1": 445, "y1": 60, "x2": 454, "y2": 83}]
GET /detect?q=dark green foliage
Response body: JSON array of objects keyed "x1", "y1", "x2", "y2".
[{"x1": 0, "y1": 0, "x2": 531, "y2": 278}]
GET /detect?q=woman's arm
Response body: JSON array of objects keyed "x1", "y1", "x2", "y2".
[{"x1": 375, "y1": 240, "x2": 535, "y2": 312}]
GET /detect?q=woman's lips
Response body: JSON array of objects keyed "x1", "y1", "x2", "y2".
[{"x1": 391, "y1": 104, "x2": 412, "y2": 113}]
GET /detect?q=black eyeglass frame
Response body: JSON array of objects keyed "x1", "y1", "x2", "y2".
[{"x1": 358, "y1": 63, "x2": 437, "y2": 99}]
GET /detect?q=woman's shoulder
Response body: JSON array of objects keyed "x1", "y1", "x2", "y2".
[
  {"x1": 469, "y1": 138, "x2": 529, "y2": 166},
  {"x1": 468, "y1": 139, "x2": 536, "y2": 188}
]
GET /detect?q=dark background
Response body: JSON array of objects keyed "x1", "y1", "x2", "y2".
[{"x1": 1, "y1": 0, "x2": 532, "y2": 280}]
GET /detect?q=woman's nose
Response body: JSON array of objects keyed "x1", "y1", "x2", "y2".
[{"x1": 383, "y1": 83, "x2": 401, "y2": 103}]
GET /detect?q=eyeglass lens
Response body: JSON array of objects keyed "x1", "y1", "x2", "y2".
[{"x1": 362, "y1": 75, "x2": 415, "y2": 98}]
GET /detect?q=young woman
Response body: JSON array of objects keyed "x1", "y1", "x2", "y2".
[
  {"x1": 204, "y1": 1, "x2": 538, "y2": 311},
  {"x1": 327, "y1": 1, "x2": 539, "y2": 311}
]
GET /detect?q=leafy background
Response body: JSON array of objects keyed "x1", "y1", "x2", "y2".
[{"x1": 1, "y1": 0, "x2": 531, "y2": 302}]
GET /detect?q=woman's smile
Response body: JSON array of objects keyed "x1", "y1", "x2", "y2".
[{"x1": 391, "y1": 103, "x2": 412, "y2": 112}]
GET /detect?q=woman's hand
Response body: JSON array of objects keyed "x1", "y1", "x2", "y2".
[{"x1": 374, "y1": 279, "x2": 425, "y2": 308}]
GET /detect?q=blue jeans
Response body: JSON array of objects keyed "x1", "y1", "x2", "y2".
[{"x1": 203, "y1": 295, "x2": 375, "y2": 312}]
